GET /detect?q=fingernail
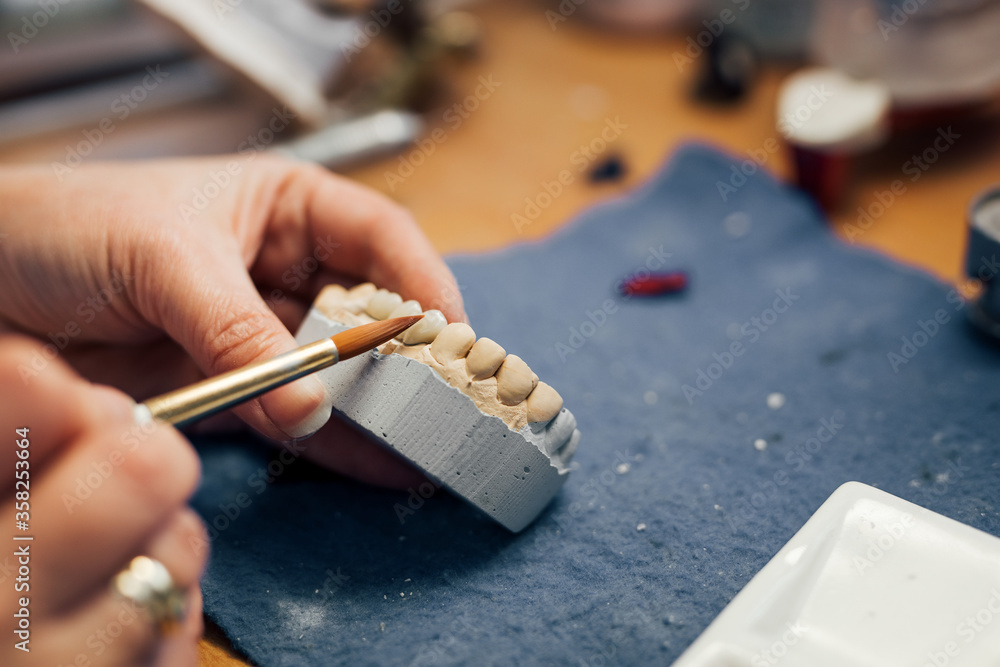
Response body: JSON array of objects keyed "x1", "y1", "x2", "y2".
[
  {"x1": 262, "y1": 375, "x2": 332, "y2": 440},
  {"x1": 90, "y1": 385, "x2": 139, "y2": 423},
  {"x1": 287, "y1": 400, "x2": 333, "y2": 440}
]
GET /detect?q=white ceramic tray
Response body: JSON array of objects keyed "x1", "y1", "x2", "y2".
[{"x1": 675, "y1": 482, "x2": 1000, "y2": 667}]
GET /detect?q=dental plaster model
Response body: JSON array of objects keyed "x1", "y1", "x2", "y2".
[{"x1": 294, "y1": 283, "x2": 580, "y2": 532}]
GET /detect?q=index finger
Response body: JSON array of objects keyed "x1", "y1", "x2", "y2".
[{"x1": 252, "y1": 162, "x2": 466, "y2": 323}]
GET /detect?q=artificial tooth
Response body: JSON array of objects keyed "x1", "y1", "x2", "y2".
[
  {"x1": 430, "y1": 323, "x2": 476, "y2": 364},
  {"x1": 526, "y1": 382, "x2": 563, "y2": 424},
  {"x1": 366, "y1": 289, "x2": 403, "y2": 319},
  {"x1": 402, "y1": 310, "x2": 447, "y2": 345},
  {"x1": 388, "y1": 300, "x2": 423, "y2": 339},
  {"x1": 388, "y1": 300, "x2": 422, "y2": 319},
  {"x1": 316, "y1": 284, "x2": 347, "y2": 313},
  {"x1": 495, "y1": 355, "x2": 535, "y2": 406},
  {"x1": 342, "y1": 282, "x2": 376, "y2": 313},
  {"x1": 557, "y1": 429, "x2": 580, "y2": 461},
  {"x1": 542, "y1": 409, "x2": 577, "y2": 456},
  {"x1": 466, "y1": 338, "x2": 506, "y2": 381},
  {"x1": 346, "y1": 282, "x2": 376, "y2": 299}
]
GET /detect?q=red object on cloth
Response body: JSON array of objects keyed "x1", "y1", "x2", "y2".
[{"x1": 619, "y1": 271, "x2": 688, "y2": 296}]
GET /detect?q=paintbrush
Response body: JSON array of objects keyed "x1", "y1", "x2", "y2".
[{"x1": 135, "y1": 315, "x2": 423, "y2": 428}]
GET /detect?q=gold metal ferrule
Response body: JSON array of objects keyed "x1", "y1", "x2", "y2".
[{"x1": 141, "y1": 338, "x2": 338, "y2": 427}]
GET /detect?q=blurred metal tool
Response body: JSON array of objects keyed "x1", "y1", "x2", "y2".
[
  {"x1": 272, "y1": 108, "x2": 423, "y2": 169},
  {"x1": 965, "y1": 186, "x2": 1000, "y2": 340},
  {"x1": 0, "y1": 58, "x2": 229, "y2": 146}
]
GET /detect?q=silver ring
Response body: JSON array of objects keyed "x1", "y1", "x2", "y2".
[{"x1": 112, "y1": 556, "x2": 186, "y2": 633}]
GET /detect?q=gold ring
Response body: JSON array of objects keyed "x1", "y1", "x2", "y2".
[{"x1": 111, "y1": 556, "x2": 186, "y2": 634}]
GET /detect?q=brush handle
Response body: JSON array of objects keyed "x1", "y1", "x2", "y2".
[{"x1": 139, "y1": 338, "x2": 339, "y2": 428}]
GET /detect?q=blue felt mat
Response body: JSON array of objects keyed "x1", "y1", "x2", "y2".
[{"x1": 191, "y1": 144, "x2": 1000, "y2": 666}]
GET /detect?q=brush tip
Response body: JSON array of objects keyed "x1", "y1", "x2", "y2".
[{"x1": 332, "y1": 314, "x2": 424, "y2": 361}]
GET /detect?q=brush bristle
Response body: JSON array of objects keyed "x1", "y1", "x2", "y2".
[{"x1": 332, "y1": 315, "x2": 424, "y2": 361}]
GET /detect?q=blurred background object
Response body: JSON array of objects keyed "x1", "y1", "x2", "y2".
[
  {"x1": 812, "y1": 0, "x2": 1000, "y2": 110},
  {"x1": 575, "y1": 0, "x2": 700, "y2": 32},
  {"x1": 1, "y1": 0, "x2": 998, "y2": 264},
  {"x1": 0, "y1": 0, "x2": 482, "y2": 167},
  {"x1": 965, "y1": 185, "x2": 1000, "y2": 340}
]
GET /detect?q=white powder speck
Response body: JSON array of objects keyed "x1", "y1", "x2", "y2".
[
  {"x1": 754, "y1": 438, "x2": 767, "y2": 451},
  {"x1": 724, "y1": 211, "x2": 752, "y2": 238},
  {"x1": 766, "y1": 392, "x2": 786, "y2": 410},
  {"x1": 615, "y1": 462, "x2": 631, "y2": 475},
  {"x1": 713, "y1": 504, "x2": 722, "y2": 511},
  {"x1": 644, "y1": 390, "x2": 658, "y2": 405},
  {"x1": 637, "y1": 523, "x2": 647, "y2": 532},
  {"x1": 400, "y1": 592, "x2": 405, "y2": 598}
]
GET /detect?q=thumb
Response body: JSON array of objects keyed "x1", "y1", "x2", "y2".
[{"x1": 151, "y1": 252, "x2": 331, "y2": 441}]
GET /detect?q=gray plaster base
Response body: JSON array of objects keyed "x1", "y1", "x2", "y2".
[{"x1": 295, "y1": 309, "x2": 574, "y2": 532}]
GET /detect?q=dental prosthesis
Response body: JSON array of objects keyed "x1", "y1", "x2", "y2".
[{"x1": 294, "y1": 283, "x2": 580, "y2": 532}]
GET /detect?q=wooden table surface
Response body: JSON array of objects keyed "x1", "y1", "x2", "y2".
[{"x1": 2, "y1": 1, "x2": 998, "y2": 665}]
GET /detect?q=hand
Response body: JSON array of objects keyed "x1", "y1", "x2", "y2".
[
  {"x1": 0, "y1": 336, "x2": 206, "y2": 666},
  {"x1": 0, "y1": 156, "x2": 465, "y2": 487}
]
